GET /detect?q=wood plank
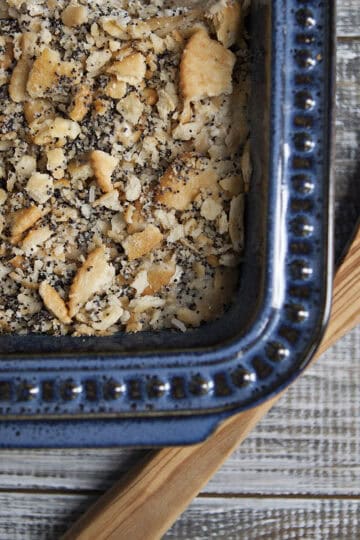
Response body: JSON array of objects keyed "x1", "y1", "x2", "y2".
[
  {"x1": 336, "y1": 42, "x2": 360, "y2": 173},
  {"x1": 0, "y1": 492, "x2": 94, "y2": 540},
  {"x1": 334, "y1": 41, "x2": 360, "y2": 257},
  {"x1": 0, "y1": 492, "x2": 359, "y2": 540},
  {"x1": 164, "y1": 497, "x2": 360, "y2": 539},
  {"x1": 0, "y1": 449, "x2": 147, "y2": 492},
  {"x1": 337, "y1": 0, "x2": 360, "y2": 37}
]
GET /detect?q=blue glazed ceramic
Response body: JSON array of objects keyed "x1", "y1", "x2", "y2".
[{"x1": 0, "y1": 0, "x2": 334, "y2": 447}]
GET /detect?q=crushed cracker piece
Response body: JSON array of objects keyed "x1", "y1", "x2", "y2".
[
  {"x1": 171, "y1": 317, "x2": 187, "y2": 332},
  {"x1": 241, "y1": 139, "x2": 252, "y2": 190},
  {"x1": 24, "y1": 99, "x2": 55, "y2": 126},
  {"x1": 0, "y1": 188, "x2": 7, "y2": 206},
  {"x1": 126, "y1": 318, "x2": 143, "y2": 333},
  {"x1": 39, "y1": 281, "x2": 71, "y2": 324},
  {"x1": 22, "y1": 226, "x2": 52, "y2": 254},
  {"x1": 157, "y1": 154, "x2": 219, "y2": 211},
  {"x1": 208, "y1": 0, "x2": 242, "y2": 48},
  {"x1": 0, "y1": 216, "x2": 5, "y2": 236},
  {"x1": 219, "y1": 175, "x2": 243, "y2": 196},
  {"x1": 124, "y1": 175, "x2": 141, "y2": 202},
  {"x1": 180, "y1": 28, "x2": 235, "y2": 103},
  {"x1": 177, "y1": 307, "x2": 202, "y2": 327},
  {"x1": 9, "y1": 57, "x2": 31, "y2": 102},
  {"x1": 86, "y1": 49, "x2": 112, "y2": 77},
  {"x1": 26, "y1": 173, "x2": 53, "y2": 204},
  {"x1": 143, "y1": 261, "x2": 176, "y2": 295},
  {"x1": 90, "y1": 150, "x2": 119, "y2": 193},
  {"x1": 143, "y1": 87, "x2": 158, "y2": 106},
  {"x1": 146, "y1": 11, "x2": 201, "y2": 37},
  {"x1": 93, "y1": 97, "x2": 110, "y2": 116},
  {"x1": 125, "y1": 201, "x2": 144, "y2": 234},
  {"x1": 15, "y1": 155, "x2": 36, "y2": 178},
  {"x1": 91, "y1": 297, "x2": 124, "y2": 331},
  {"x1": 9, "y1": 255, "x2": 24, "y2": 269},
  {"x1": 106, "y1": 52, "x2": 146, "y2": 85},
  {"x1": 72, "y1": 323, "x2": 96, "y2": 336},
  {"x1": 129, "y1": 295, "x2": 166, "y2": 313},
  {"x1": 61, "y1": 4, "x2": 88, "y2": 27},
  {"x1": 26, "y1": 48, "x2": 60, "y2": 98},
  {"x1": 46, "y1": 148, "x2": 66, "y2": 179},
  {"x1": 93, "y1": 190, "x2": 121, "y2": 211},
  {"x1": 131, "y1": 270, "x2": 149, "y2": 296},
  {"x1": 68, "y1": 246, "x2": 115, "y2": 317},
  {"x1": 67, "y1": 161, "x2": 93, "y2": 182},
  {"x1": 101, "y1": 18, "x2": 129, "y2": 40},
  {"x1": 0, "y1": 36, "x2": 13, "y2": 71},
  {"x1": 201, "y1": 198, "x2": 222, "y2": 221},
  {"x1": 10, "y1": 205, "x2": 42, "y2": 243},
  {"x1": 20, "y1": 31, "x2": 39, "y2": 57},
  {"x1": 117, "y1": 92, "x2": 144, "y2": 124},
  {"x1": 122, "y1": 225, "x2": 163, "y2": 260},
  {"x1": 69, "y1": 84, "x2": 93, "y2": 122},
  {"x1": 157, "y1": 84, "x2": 178, "y2": 120},
  {"x1": 115, "y1": 123, "x2": 142, "y2": 147},
  {"x1": 104, "y1": 79, "x2": 127, "y2": 99},
  {"x1": 33, "y1": 117, "x2": 81, "y2": 146}
]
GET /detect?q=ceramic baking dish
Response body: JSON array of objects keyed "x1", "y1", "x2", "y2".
[{"x1": 0, "y1": 0, "x2": 334, "y2": 447}]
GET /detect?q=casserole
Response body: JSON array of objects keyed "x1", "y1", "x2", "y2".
[{"x1": 0, "y1": 0, "x2": 334, "y2": 447}]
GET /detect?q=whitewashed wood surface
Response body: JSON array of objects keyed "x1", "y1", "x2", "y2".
[{"x1": 0, "y1": 2, "x2": 359, "y2": 539}]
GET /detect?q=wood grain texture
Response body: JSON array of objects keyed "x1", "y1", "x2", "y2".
[
  {"x1": 317, "y1": 227, "x2": 360, "y2": 356},
  {"x1": 337, "y1": 0, "x2": 360, "y2": 37},
  {"x1": 165, "y1": 497, "x2": 360, "y2": 540},
  {"x1": 0, "y1": 493, "x2": 94, "y2": 540},
  {"x1": 0, "y1": 3, "x2": 358, "y2": 539},
  {"x1": 334, "y1": 41, "x2": 360, "y2": 258},
  {"x1": 0, "y1": 493, "x2": 360, "y2": 540}
]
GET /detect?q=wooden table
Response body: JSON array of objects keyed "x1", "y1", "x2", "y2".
[{"x1": 1, "y1": 2, "x2": 359, "y2": 538}]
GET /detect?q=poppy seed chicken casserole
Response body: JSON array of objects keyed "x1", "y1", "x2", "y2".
[{"x1": 0, "y1": 0, "x2": 251, "y2": 336}]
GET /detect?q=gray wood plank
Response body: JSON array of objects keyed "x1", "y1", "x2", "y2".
[
  {"x1": 336, "y1": 43, "x2": 360, "y2": 170},
  {"x1": 334, "y1": 41, "x2": 360, "y2": 257},
  {"x1": 165, "y1": 497, "x2": 360, "y2": 540},
  {"x1": 0, "y1": 448, "x2": 147, "y2": 491},
  {"x1": 0, "y1": 492, "x2": 94, "y2": 540},
  {"x1": 337, "y1": 0, "x2": 360, "y2": 37},
  {"x1": 0, "y1": 492, "x2": 359, "y2": 540}
]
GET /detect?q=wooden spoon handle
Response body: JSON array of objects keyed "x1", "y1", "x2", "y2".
[{"x1": 63, "y1": 227, "x2": 360, "y2": 540}]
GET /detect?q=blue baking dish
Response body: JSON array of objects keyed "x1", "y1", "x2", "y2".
[{"x1": 0, "y1": 0, "x2": 334, "y2": 447}]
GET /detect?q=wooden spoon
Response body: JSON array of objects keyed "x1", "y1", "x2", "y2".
[{"x1": 63, "y1": 226, "x2": 360, "y2": 540}]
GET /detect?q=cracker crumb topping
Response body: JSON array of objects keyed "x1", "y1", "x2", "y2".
[{"x1": 0, "y1": 0, "x2": 250, "y2": 335}]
